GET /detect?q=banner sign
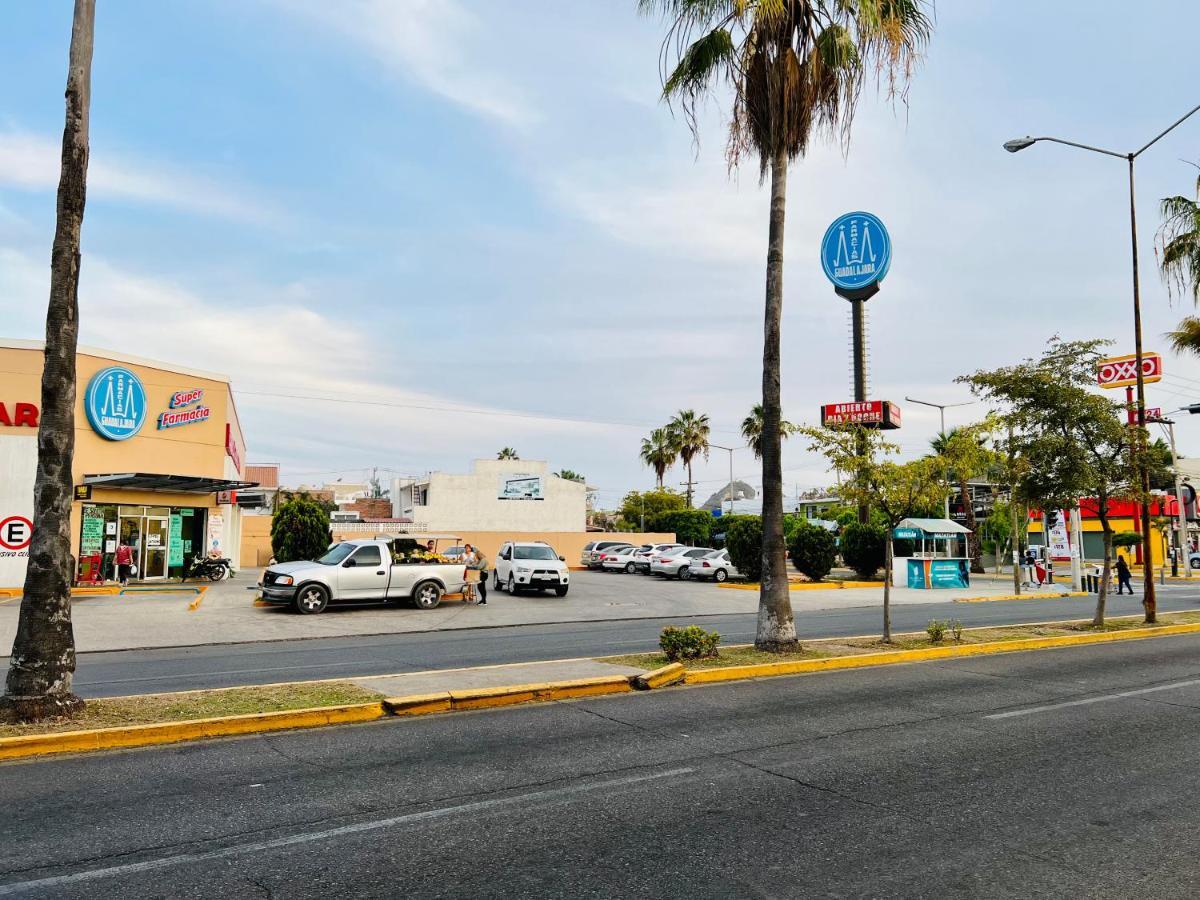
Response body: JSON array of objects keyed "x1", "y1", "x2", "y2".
[
  {"x1": 1097, "y1": 352, "x2": 1162, "y2": 389},
  {"x1": 1046, "y1": 510, "x2": 1071, "y2": 561},
  {"x1": 820, "y1": 211, "x2": 892, "y2": 291},
  {"x1": 907, "y1": 558, "x2": 969, "y2": 589},
  {"x1": 821, "y1": 400, "x2": 902, "y2": 430},
  {"x1": 497, "y1": 474, "x2": 544, "y2": 500}
]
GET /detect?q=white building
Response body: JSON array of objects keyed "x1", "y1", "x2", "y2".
[{"x1": 392, "y1": 459, "x2": 587, "y2": 532}]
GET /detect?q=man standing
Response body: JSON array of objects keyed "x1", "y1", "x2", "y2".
[
  {"x1": 465, "y1": 543, "x2": 489, "y2": 605},
  {"x1": 1115, "y1": 553, "x2": 1134, "y2": 595}
]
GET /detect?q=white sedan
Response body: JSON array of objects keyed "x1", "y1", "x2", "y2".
[
  {"x1": 690, "y1": 549, "x2": 740, "y2": 583},
  {"x1": 650, "y1": 547, "x2": 715, "y2": 580},
  {"x1": 599, "y1": 545, "x2": 642, "y2": 573}
]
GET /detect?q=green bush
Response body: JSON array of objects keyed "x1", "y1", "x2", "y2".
[
  {"x1": 659, "y1": 625, "x2": 720, "y2": 661},
  {"x1": 839, "y1": 522, "x2": 886, "y2": 578},
  {"x1": 710, "y1": 514, "x2": 759, "y2": 549},
  {"x1": 950, "y1": 619, "x2": 964, "y2": 642},
  {"x1": 788, "y1": 522, "x2": 838, "y2": 581},
  {"x1": 271, "y1": 495, "x2": 331, "y2": 563},
  {"x1": 724, "y1": 516, "x2": 763, "y2": 582},
  {"x1": 926, "y1": 619, "x2": 948, "y2": 643},
  {"x1": 652, "y1": 509, "x2": 713, "y2": 547}
]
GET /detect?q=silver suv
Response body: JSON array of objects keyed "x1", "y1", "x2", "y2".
[{"x1": 581, "y1": 539, "x2": 634, "y2": 569}]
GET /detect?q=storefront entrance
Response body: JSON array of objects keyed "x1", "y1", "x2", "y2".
[
  {"x1": 78, "y1": 504, "x2": 207, "y2": 583},
  {"x1": 119, "y1": 509, "x2": 169, "y2": 580}
]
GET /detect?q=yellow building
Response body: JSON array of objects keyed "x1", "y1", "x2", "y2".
[{"x1": 0, "y1": 339, "x2": 253, "y2": 588}]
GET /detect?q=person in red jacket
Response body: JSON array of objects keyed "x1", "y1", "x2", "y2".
[{"x1": 115, "y1": 541, "x2": 135, "y2": 585}]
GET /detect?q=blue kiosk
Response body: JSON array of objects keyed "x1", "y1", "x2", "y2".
[{"x1": 892, "y1": 518, "x2": 972, "y2": 589}]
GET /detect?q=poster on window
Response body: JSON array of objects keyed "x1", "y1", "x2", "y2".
[
  {"x1": 207, "y1": 513, "x2": 224, "y2": 556},
  {"x1": 497, "y1": 474, "x2": 543, "y2": 501},
  {"x1": 168, "y1": 514, "x2": 183, "y2": 567},
  {"x1": 0, "y1": 436, "x2": 37, "y2": 588}
]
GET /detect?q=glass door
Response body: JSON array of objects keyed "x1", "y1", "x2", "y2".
[
  {"x1": 118, "y1": 515, "x2": 143, "y2": 579},
  {"x1": 143, "y1": 516, "x2": 169, "y2": 580}
]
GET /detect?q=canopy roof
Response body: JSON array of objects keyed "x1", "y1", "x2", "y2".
[
  {"x1": 83, "y1": 473, "x2": 258, "y2": 494},
  {"x1": 895, "y1": 517, "x2": 972, "y2": 536}
]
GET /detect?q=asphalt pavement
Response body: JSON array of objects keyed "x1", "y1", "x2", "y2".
[
  {"x1": 3, "y1": 634, "x2": 1199, "y2": 897},
  {"x1": 21, "y1": 581, "x2": 1200, "y2": 697}
]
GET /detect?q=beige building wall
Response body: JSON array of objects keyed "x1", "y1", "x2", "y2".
[{"x1": 241, "y1": 515, "x2": 274, "y2": 568}]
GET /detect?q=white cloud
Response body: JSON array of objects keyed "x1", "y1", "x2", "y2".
[
  {"x1": 275, "y1": 0, "x2": 537, "y2": 128},
  {"x1": 0, "y1": 130, "x2": 277, "y2": 225}
]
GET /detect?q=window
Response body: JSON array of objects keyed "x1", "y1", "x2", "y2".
[
  {"x1": 353, "y1": 546, "x2": 382, "y2": 567},
  {"x1": 317, "y1": 544, "x2": 355, "y2": 565},
  {"x1": 514, "y1": 546, "x2": 559, "y2": 561},
  {"x1": 687, "y1": 549, "x2": 710, "y2": 558}
]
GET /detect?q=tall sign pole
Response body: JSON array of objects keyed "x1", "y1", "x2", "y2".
[{"x1": 821, "y1": 212, "x2": 892, "y2": 525}]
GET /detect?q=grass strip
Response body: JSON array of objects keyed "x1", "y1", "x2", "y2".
[
  {"x1": 0, "y1": 682, "x2": 383, "y2": 739},
  {"x1": 600, "y1": 610, "x2": 1200, "y2": 671}
]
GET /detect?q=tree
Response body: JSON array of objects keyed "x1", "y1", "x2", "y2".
[
  {"x1": 958, "y1": 338, "x2": 1160, "y2": 626},
  {"x1": 639, "y1": 428, "x2": 677, "y2": 489},
  {"x1": 644, "y1": 0, "x2": 933, "y2": 650},
  {"x1": 930, "y1": 423, "x2": 999, "y2": 575},
  {"x1": 802, "y1": 425, "x2": 945, "y2": 641},
  {"x1": 667, "y1": 409, "x2": 710, "y2": 506},
  {"x1": 655, "y1": 509, "x2": 713, "y2": 547},
  {"x1": 497, "y1": 448, "x2": 519, "y2": 460},
  {"x1": 271, "y1": 496, "x2": 332, "y2": 564},
  {"x1": 741, "y1": 404, "x2": 798, "y2": 458},
  {"x1": 1157, "y1": 170, "x2": 1200, "y2": 305},
  {"x1": 724, "y1": 516, "x2": 764, "y2": 581},
  {"x1": 788, "y1": 523, "x2": 838, "y2": 581},
  {"x1": 619, "y1": 489, "x2": 686, "y2": 530},
  {"x1": 839, "y1": 522, "x2": 886, "y2": 578},
  {"x1": 3, "y1": 0, "x2": 95, "y2": 723},
  {"x1": 556, "y1": 470, "x2": 585, "y2": 483}
]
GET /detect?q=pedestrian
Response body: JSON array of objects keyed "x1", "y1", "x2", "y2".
[
  {"x1": 115, "y1": 540, "x2": 135, "y2": 585},
  {"x1": 1115, "y1": 554, "x2": 1133, "y2": 595},
  {"x1": 464, "y1": 543, "x2": 489, "y2": 604}
]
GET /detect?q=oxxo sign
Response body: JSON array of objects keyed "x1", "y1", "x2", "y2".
[
  {"x1": 1096, "y1": 352, "x2": 1162, "y2": 389},
  {"x1": 158, "y1": 387, "x2": 211, "y2": 430}
]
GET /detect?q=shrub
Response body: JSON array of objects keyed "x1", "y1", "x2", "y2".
[
  {"x1": 926, "y1": 619, "x2": 947, "y2": 643},
  {"x1": 839, "y1": 522, "x2": 887, "y2": 578},
  {"x1": 724, "y1": 516, "x2": 763, "y2": 582},
  {"x1": 653, "y1": 509, "x2": 713, "y2": 547},
  {"x1": 659, "y1": 625, "x2": 721, "y2": 661},
  {"x1": 271, "y1": 495, "x2": 331, "y2": 563},
  {"x1": 788, "y1": 522, "x2": 838, "y2": 581},
  {"x1": 710, "y1": 514, "x2": 759, "y2": 549},
  {"x1": 950, "y1": 619, "x2": 964, "y2": 643}
]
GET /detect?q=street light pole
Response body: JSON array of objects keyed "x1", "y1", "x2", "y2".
[
  {"x1": 1004, "y1": 101, "x2": 1200, "y2": 623},
  {"x1": 709, "y1": 444, "x2": 744, "y2": 516},
  {"x1": 905, "y1": 396, "x2": 975, "y2": 518}
]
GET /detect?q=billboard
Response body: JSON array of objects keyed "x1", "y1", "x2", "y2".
[
  {"x1": 820, "y1": 400, "x2": 902, "y2": 430},
  {"x1": 498, "y1": 474, "x2": 544, "y2": 501},
  {"x1": 1097, "y1": 352, "x2": 1162, "y2": 389}
]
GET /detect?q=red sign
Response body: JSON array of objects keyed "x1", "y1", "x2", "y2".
[
  {"x1": 1128, "y1": 407, "x2": 1163, "y2": 425},
  {"x1": 225, "y1": 423, "x2": 241, "y2": 474},
  {"x1": 216, "y1": 490, "x2": 238, "y2": 505},
  {"x1": 1097, "y1": 352, "x2": 1162, "y2": 389},
  {"x1": 169, "y1": 388, "x2": 205, "y2": 409},
  {"x1": 821, "y1": 400, "x2": 902, "y2": 430},
  {"x1": 0, "y1": 402, "x2": 39, "y2": 428},
  {"x1": 0, "y1": 516, "x2": 33, "y2": 550}
]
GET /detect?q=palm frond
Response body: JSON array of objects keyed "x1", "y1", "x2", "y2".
[
  {"x1": 663, "y1": 28, "x2": 736, "y2": 102},
  {"x1": 1166, "y1": 316, "x2": 1200, "y2": 357}
]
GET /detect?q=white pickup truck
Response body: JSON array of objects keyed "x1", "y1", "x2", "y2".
[{"x1": 258, "y1": 538, "x2": 468, "y2": 614}]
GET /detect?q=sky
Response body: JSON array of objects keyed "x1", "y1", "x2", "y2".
[{"x1": 2, "y1": 1, "x2": 1200, "y2": 509}]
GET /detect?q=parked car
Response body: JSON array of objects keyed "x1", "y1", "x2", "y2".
[
  {"x1": 691, "y1": 549, "x2": 740, "y2": 583},
  {"x1": 581, "y1": 539, "x2": 634, "y2": 569},
  {"x1": 495, "y1": 540, "x2": 570, "y2": 596},
  {"x1": 259, "y1": 539, "x2": 467, "y2": 613},
  {"x1": 651, "y1": 547, "x2": 716, "y2": 580},
  {"x1": 599, "y1": 545, "x2": 643, "y2": 573},
  {"x1": 1190, "y1": 550, "x2": 1200, "y2": 570},
  {"x1": 632, "y1": 543, "x2": 684, "y2": 574}
]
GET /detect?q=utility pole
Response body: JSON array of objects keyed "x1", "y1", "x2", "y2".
[{"x1": 1007, "y1": 425, "x2": 1021, "y2": 596}]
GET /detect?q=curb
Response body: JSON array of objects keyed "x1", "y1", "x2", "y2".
[
  {"x1": 0, "y1": 702, "x2": 385, "y2": 762},
  {"x1": 682, "y1": 622, "x2": 1200, "y2": 685},
  {"x1": 954, "y1": 591, "x2": 1090, "y2": 603},
  {"x1": 718, "y1": 580, "x2": 884, "y2": 592},
  {"x1": 632, "y1": 663, "x2": 685, "y2": 690}
]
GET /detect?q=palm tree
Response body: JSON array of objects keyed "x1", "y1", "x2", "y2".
[
  {"x1": 556, "y1": 469, "x2": 585, "y2": 483},
  {"x1": 1158, "y1": 172, "x2": 1200, "y2": 304},
  {"x1": 1167, "y1": 316, "x2": 1200, "y2": 357},
  {"x1": 643, "y1": 0, "x2": 933, "y2": 649},
  {"x1": 668, "y1": 409, "x2": 710, "y2": 506},
  {"x1": 742, "y1": 404, "x2": 797, "y2": 458},
  {"x1": 497, "y1": 448, "x2": 519, "y2": 460},
  {"x1": 639, "y1": 428, "x2": 676, "y2": 489},
  {"x1": 3, "y1": 0, "x2": 94, "y2": 723}
]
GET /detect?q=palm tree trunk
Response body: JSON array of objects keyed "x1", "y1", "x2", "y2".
[
  {"x1": 2, "y1": 0, "x2": 93, "y2": 722},
  {"x1": 961, "y1": 476, "x2": 983, "y2": 574},
  {"x1": 755, "y1": 148, "x2": 797, "y2": 650},
  {"x1": 685, "y1": 458, "x2": 693, "y2": 507}
]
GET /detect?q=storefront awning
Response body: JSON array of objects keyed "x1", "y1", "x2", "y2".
[
  {"x1": 82, "y1": 473, "x2": 260, "y2": 494},
  {"x1": 894, "y1": 517, "x2": 972, "y2": 537}
]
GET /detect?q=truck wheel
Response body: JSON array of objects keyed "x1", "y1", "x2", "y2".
[
  {"x1": 294, "y1": 584, "x2": 329, "y2": 615},
  {"x1": 555, "y1": 586, "x2": 568, "y2": 597},
  {"x1": 412, "y1": 581, "x2": 443, "y2": 610}
]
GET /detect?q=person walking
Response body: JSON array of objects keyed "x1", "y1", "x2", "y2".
[
  {"x1": 1115, "y1": 553, "x2": 1134, "y2": 595},
  {"x1": 114, "y1": 540, "x2": 135, "y2": 585},
  {"x1": 464, "y1": 543, "x2": 489, "y2": 605}
]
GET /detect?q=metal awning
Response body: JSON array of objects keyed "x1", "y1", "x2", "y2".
[
  {"x1": 82, "y1": 473, "x2": 260, "y2": 494},
  {"x1": 895, "y1": 517, "x2": 972, "y2": 536}
]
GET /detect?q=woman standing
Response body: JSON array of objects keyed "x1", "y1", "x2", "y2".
[{"x1": 114, "y1": 540, "x2": 135, "y2": 585}]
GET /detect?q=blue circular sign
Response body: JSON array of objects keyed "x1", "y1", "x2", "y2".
[
  {"x1": 84, "y1": 366, "x2": 147, "y2": 441},
  {"x1": 820, "y1": 211, "x2": 892, "y2": 291}
]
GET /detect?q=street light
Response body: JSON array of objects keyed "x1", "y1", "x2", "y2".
[
  {"x1": 1004, "y1": 101, "x2": 1200, "y2": 618},
  {"x1": 709, "y1": 444, "x2": 747, "y2": 516},
  {"x1": 905, "y1": 396, "x2": 976, "y2": 518}
]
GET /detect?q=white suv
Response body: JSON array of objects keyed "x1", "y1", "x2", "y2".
[{"x1": 494, "y1": 541, "x2": 570, "y2": 596}]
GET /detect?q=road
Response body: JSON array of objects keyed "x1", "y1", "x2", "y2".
[
  {"x1": 2, "y1": 634, "x2": 1199, "y2": 897},
  {"x1": 11, "y1": 582, "x2": 1198, "y2": 697}
]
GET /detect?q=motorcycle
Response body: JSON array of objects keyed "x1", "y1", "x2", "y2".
[{"x1": 184, "y1": 554, "x2": 231, "y2": 581}]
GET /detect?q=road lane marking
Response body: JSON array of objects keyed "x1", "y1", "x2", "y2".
[
  {"x1": 984, "y1": 678, "x2": 1200, "y2": 720},
  {"x1": 0, "y1": 766, "x2": 695, "y2": 896}
]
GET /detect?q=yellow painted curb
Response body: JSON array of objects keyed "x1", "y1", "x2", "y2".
[
  {"x1": 719, "y1": 580, "x2": 884, "y2": 592},
  {"x1": 384, "y1": 692, "x2": 452, "y2": 716},
  {"x1": 682, "y1": 622, "x2": 1200, "y2": 686},
  {"x1": 0, "y1": 702, "x2": 386, "y2": 761},
  {"x1": 448, "y1": 676, "x2": 633, "y2": 711},
  {"x1": 955, "y1": 591, "x2": 1090, "y2": 603},
  {"x1": 633, "y1": 662, "x2": 686, "y2": 690}
]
